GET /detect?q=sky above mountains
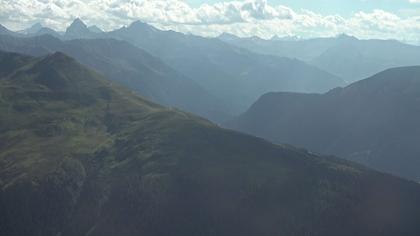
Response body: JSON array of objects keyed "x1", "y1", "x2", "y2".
[
  {"x1": 189, "y1": 0, "x2": 419, "y2": 16},
  {"x1": 1, "y1": 0, "x2": 420, "y2": 42}
]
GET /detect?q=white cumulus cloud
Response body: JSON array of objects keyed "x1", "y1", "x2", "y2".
[{"x1": 0, "y1": 0, "x2": 419, "y2": 42}]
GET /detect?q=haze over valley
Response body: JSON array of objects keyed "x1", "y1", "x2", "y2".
[{"x1": 1, "y1": 1, "x2": 420, "y2": 235}]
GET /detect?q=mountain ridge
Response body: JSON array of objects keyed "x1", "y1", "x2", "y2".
[
  {"x1": 0, "y1": 33, "x2": 229, "y2": 122},
  {"x1": 105, "y1": 21, "x2": 344, "y2": 113},
  {"x1": 2, "y1": 50, "x2": 420, "y2": 235},
  {"x1": 0, "y1": 20, "x2": 345, "y2": 117},
  {"x1": 64, "y1": 18, "x2": 100, "y2": 39},
  {"x1": 219, "y1": 34, "x2": 420, "y2": 82},
  {"x1": 226, "y1": 65, "x2": 420, "y2": 181}
]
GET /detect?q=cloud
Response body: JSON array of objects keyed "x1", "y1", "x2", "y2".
[{"x1": 0, "y1": 0, "x2": 419, "y2": 42}]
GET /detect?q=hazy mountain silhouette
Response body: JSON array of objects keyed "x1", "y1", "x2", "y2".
[
  {"x1": 0, "y1": 34, "x2": 228, "y2": 122},
  {"x1": 3, "y1": 23, "x2": 62, "y2": 38},
  {"x1": 1, "y1": 51, "x2": 420, "y2": 236},
  {"x1": 33, "y1": 27, "x2": 62, "y2": 38},
  {"x1": 2, "y1": 19, "x2": 344, "y2": 115},
  {"x1": 20, "y1": 23, "x2": 43, "y2": 34},
  {"x1": 219, "y1": 34, "x2": 420, "y2": 82},
  {"x1": 101, "y1": 21, "x2": 345, "y2": 113},
  {"x1": 0, "y1": 24, "x2": 19, "y2": 37},
  {"x1": 227, "y1": 66, "x2": 420, "y2": 181},
  {"x1": 88, "y1": 25, "x2": 103, "y2": 33},
  {"x1": 64, "y1": 18, "x2": 102, "y2": 39}
]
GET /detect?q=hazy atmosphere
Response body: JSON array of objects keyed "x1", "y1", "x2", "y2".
[
  {"x1": 1, "y1": 1, "x2": 420, "y2": 236},
  {"x1": 2, "y1": 0, "x2": 420, "y2": 42}
]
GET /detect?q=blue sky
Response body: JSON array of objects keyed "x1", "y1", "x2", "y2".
[{"x1": 187, "y1": 0, "x2": 417, "y2": 16}]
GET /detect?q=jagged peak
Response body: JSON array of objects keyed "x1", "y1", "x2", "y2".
[
  {"x1": 72, "y1": 18, "x2": 86, "y2": 27},
  {"x1": 24, "y1": 22, "x2": 43, "y2": 34},
  {"x1": 64, "y1": 18, "x2": 95, "y2": 39},
  {"x1": 127, "y1": 20, "x2": 157, "y2": 32},
  {"x1": 66, "y1": 18, "x2": 88, "y2": 32}
]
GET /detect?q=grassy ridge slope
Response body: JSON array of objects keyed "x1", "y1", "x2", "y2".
[{"x1": 1, "y1": 51, "x2": 420, "y2": 236}]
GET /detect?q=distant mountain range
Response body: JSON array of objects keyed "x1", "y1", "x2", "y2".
[
  {"x1": 0, "y1": 24, "x2": 19, "y2": 37},
  {"x1": 2, "y1": 50, "x2": 420, "y2": 236},
  {"x1": 5, "y1": 22, "x2": 420, "y2": 87},
  {"x1": 0, "y1": 20, "x2": 345, "y2": 116},
  {"x1": 227, "y1": 66, "x2": 420, "y2": 181},
  {"x1": 219, "y1": 33, "x2": 420, "y2": 83},
  {"x1": 105, "y1": 21, "x2": 344, "y2": 113},
  {"x1": 13, "y1": 20, "x2": 419, "y2": 95},
  {"x1": 64, "y1": 18, "x2": 103, "y2": 39},
  {"x1": 0, "y1": 33, "x2": 228, "y2": 122}
]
